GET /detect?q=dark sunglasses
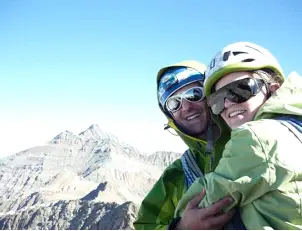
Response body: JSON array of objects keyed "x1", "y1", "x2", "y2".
[
  {"x1": 207, "y1": 78, "x2": 265, "y2": 115},
  {"x1": 166, "y1": 86, "x2": 205, "y2": 113}
]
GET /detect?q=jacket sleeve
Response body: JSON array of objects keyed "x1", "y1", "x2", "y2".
[
  {"x1": 175, "y1": 123, "x2": 295, "y2": 216},
  {"x1": 133, "y1": 159, "x2": 185, "y2": 230}
]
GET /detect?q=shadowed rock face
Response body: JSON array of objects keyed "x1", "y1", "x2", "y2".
[
  {"x1": 0, "y1": 200, "x2": 138, "y2": 230},
  {"x1": 0, "y1": 124, "x2": 181, "y2": 229}
]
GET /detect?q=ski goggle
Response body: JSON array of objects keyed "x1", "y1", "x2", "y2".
[
  {"x1": 207, "y1": 78, "x2": 265, "y2": 115},
  {"x1": 166, "y1": 86, "x2": 205, "y2": 113}
]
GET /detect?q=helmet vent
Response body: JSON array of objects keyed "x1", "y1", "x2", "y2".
[
  {"x1": 242, "y1": 58, "x2": 255, "y2": 62},
  {"x1": 233, "y1": 51, "x2": 247, "y2": 56}
]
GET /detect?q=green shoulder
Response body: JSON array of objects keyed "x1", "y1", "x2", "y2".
[{"x1": 134, "y1": 158, "x2": 185, "y2": 230}]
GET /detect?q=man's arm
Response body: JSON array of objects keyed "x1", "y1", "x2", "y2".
[
  {"x1": 175, "y1": 189, "x2": 235, "y2": 230},
  {"x1": 134, "y1": 159, "x2": 235, "y2": 230}
]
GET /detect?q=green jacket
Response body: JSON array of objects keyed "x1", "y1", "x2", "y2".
[
  {"x1": 175, "y1": 73, "x2": 302, "y2": 229},
  {"x1": 133, "y1": 61, "x2": 229, "y2": 230}
]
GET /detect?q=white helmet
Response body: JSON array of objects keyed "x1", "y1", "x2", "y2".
[{"x1": 204, "y1": 42, "x2": 285, "y2": 96}]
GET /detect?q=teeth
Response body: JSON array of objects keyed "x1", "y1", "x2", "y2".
[
  {"x1": 187, "y1": 114, "x2": 200, "y2": 120},
  {"x1": 229, "y1": 110, "x2": 245, "y2": 118}
]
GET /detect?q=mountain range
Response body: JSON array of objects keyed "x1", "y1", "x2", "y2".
[{"x1": 0, "y1": 124, "x2": 182, "y2": 229}]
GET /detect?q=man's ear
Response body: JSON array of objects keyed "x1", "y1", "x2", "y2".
[{"x1": 268, "y1": 82, "x2": 280, "y2": 94}]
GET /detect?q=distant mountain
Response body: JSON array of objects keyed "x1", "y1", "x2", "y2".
[
  {"x1": 287, "y1": 71, "x2": 301, "y2": 78},
  {"x1": 0, "y1": 124, "x2": 182, "y2": 229}
]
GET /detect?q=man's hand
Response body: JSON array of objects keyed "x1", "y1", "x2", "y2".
[{"x1": 176, "y1": 189, "x2": 235, "y2": 230}]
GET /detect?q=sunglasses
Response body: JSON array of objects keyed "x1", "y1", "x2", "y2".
[
  {"x1": 207, "y1": 78, "x2": 265, "y2": 115},
  {"x1": 166, "y1": 86, "x2": 205, "y2": 113}
]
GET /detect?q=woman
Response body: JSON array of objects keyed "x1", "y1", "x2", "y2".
[{"x1": 174, "y1": 42, "x2": 302, "y2": 229}]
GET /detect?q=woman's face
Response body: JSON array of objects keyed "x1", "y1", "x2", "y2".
[{"x1": 215, "y1": 71, "x2": 268, "y2": 129}]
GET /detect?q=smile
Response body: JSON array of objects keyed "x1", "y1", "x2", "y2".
[
  {"x1": 186, "y1": 113, "x2": 200, "y2": 121},
  {"x1": 228, "y1": 110, "x2": 246, "y2": 118}
]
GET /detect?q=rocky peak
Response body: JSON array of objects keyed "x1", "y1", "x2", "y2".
[
  {"x1": 288, "y1": 71, "x2": 301, "y2": 78},
  {"x1": 50, "y1": 130, "x2": 82, "y2": 145},
  {"x1": 79, "y1": 124, "x2": 111, "y2": 141}
]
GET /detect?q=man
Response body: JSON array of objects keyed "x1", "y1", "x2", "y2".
[{"x1": 133, "y1": 61, "x2": 235, "y2": 230}]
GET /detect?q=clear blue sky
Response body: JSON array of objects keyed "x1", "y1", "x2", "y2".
[{"x1": 0, "y1": 0, "x2": 301, "y2": 156}]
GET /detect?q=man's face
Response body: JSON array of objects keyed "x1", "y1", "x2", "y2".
[{"x1": 169, "y1": 82, "x2": 210, "y2": 137}]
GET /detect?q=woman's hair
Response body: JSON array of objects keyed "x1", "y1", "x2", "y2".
[
  {"x1": 252, "y1": 68, "x2": 284, "y2": 85},
  {"x1": 251, "y1": 69, "x2": 283, "y2": 99}
]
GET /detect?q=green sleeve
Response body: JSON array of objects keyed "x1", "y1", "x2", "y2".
[
  {"x1": 134, "y1": 159, "x2": 185, "y2": 230},
  {"x1": 176, "y1": 124, "x2": 295, "y2": 216}
]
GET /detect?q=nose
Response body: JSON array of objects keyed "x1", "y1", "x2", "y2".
[
  {"x1": 224, "y1": 98, "x2": 236, "y2": 109},
  {"x1": 181, "y1": 99, "x2": 192, "y2": 111}
]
